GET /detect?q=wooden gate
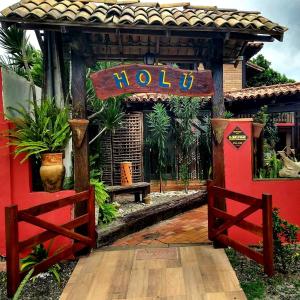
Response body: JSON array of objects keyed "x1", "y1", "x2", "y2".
[
  {"x1": 207, "y1": 181, "x2": 274, "y2": 276},
  {"x1": 5, "y1": 188, "x2": 96, "y2": 297}
]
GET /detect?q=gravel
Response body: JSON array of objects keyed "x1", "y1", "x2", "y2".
[
  {"x1": 0, "y1": 260, "x2": 77, "y2": 300},
  {"x1": 115, "y1": 190, "x2": 198, "y2": 217}
]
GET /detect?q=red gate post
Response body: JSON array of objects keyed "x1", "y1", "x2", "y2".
[
  {"x1": 5, "y1": 205, "x2": 20, "y2": 297},
  {"x1": 262, "y1": 194, "x2": 274, "y2": 276},
  {"x1": 88, "y1": 186, "x2": 96, "y2": 249}
]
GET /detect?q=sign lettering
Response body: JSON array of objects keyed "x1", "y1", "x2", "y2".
[
  {"x1": 91, "y1": 64, "x2": 214, "y2": 100},
  {"x1": 227, "y1": 127, "x2": 248, "y2": 149}
]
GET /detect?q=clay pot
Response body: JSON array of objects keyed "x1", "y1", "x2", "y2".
[
  {"x1": 40, "y1": 153, "x2": 65, "y2": 193},
  {"x1": 120, "y1": 161, "x2": 132, "y2": 186},
  {"x1": 211, "y1": 118, "x2": 229, "y2": 144},
  {"x1": 253, "y1": 123, "x2": 264, "y2": 139}
]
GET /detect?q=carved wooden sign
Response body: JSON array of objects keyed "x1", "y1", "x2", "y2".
[{"x1": 90, "y1": 64, "x2": 214, "y2": 100}]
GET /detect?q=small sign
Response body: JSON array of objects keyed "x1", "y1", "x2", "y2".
[
  {"x1": 91, "y1": 64, "x2": 214, "y2": 100},
  {"x1": 227, "y1": 127, "x2": 248, "y2": 149}
]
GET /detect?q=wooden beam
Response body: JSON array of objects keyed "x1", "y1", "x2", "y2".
[
  {"x1": 211, "y1": 38, "x2": 225, "y2": 117},
  {"x1": 71, "y1": 42, "x2": 90, "y2": 225}
]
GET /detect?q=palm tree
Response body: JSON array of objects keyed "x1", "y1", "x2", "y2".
[
  {"x1": 0, "y1": 26, "x2": 43, "y2": 104},
  {"x1": 147, "y1": 103, "x2": 171, "y2": 192}
]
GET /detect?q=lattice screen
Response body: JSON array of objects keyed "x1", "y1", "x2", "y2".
[{"x1": 100, "y1": 112, "x2": 144, "y2": 185}]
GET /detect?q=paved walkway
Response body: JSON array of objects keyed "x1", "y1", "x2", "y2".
[
  {"x1": 112, "y1": 205, "x2": 209, "y2": 247},
  {"x1": 61, "y1": 245, "x2": 246, "y2": 300}
]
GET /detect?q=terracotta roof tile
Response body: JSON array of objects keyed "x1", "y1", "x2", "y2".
[
  {"x1": 0, "y1": 0, "x2": 287, "y2": 38},
  {"x1": 225, "y1": 82, "x2": 300, "y2": 101}
]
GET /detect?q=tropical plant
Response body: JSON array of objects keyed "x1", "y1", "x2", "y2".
[
  {"x1": 147, "y1": 103, "x2": 171, "y2": 193},
  {"x1": 20, "y1": 243, "x2": 61, "y2": 284},
  {"x1": 258, "y1": 150, "x2": 283, "y2": 178},
  {"x1": 223, "y1": 111, "x2": 234, "y2": 119},
  {"x1": 7, "y1": 99, "x2": 71, "y2": 162},
  {"x1": 90, "y1": 179, "x2": 118, "y2": 224},
  {"x1": 13, "y1": 268, "x2": 34, "y2": 300},
  {"x1": 253, "y1": 105, "x2": 268, "y2": 125},
  {"x1": 272, "y1": 208, "x2": 299, "y2": 273},
  {"x1": 170, "y1": 96, "x2": 199, "y2": 192},
  {"x1": 264, "y1": 116, "x2": 279, "y2": 149},
  {"x1": 0, "y1": 25, "x2": 43, "y2": 102},
  {"x1": 247, "y1": 54, "x2": 295, "y2": 87}
]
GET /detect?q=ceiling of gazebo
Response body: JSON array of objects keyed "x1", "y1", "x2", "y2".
[{"x1": 0, "y1": 1, "x2": 287, "y2": 63}]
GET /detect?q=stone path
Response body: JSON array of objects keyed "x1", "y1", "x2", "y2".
[{"x1": 112, "y1": 205, "x2": 209, "y2": 247}]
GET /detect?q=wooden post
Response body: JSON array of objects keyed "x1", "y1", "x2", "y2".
[
  {"x1": 208, "y1": 38, "x2": 227, "y2": 247},
  {"x1": 6, "y1": 205, "x2": 20, "y2": 298},
  {"x1": 262, "y1": 194, "x2": 274, "y2": 276},
  {"x1": 295, "y1": 111, "x2": 300, "y2": 159},
  {"x1": 207, "y1": 180, "x2": 214, "y2": 241},
  {"x1": 88, "y1": 186, "x2": 96, "y2": 248},
  {"x1": 71, "y1": 42, "x2": 90, "y2": 238},
  {"x1": 211, "y1": 38, "x2": 225, "y2": 118}
]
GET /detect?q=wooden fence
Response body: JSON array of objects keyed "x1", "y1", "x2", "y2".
[
  {"x1": 5, "y1": 188, "x2": 96, "y2": 297},
  {"x1": 207, "y1": 181, "x2": 274, "y2": 276}
]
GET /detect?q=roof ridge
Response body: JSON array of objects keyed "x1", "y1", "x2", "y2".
[{"x1": 226, "y1": 82, "x2": 300, "y2": 94}]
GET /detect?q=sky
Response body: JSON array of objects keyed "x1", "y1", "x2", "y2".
[{"x1": 0, "y1": 0, "x2": 299, "y2": 80}]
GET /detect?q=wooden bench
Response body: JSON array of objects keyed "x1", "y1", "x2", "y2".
[{"x1": 107, "y1": 182, "x2": 151, "y2": 203}]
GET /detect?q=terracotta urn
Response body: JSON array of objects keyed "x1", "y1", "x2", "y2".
[
  {"x1": 211, "y1": 118, "x2": 229, "y2": 144},
  {"x1": 252, "y1": 123, "x2": 264, "y2": 139},
  {"x1": 40, "y1": 153, "x2": 65, "y2": 193}
]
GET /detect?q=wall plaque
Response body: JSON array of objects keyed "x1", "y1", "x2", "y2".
[{"x1": 227, "y1": 127, "x2": 248, "y2": 149}]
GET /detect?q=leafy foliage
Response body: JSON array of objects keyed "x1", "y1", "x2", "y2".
[
  {"x1": 170, "y1": 96, "x2": 200, "y2": 191},
  {"x1": 90, "y1": 179, "x2": 118, "y2": 224},
  {"x1": 20, "y1": 244, "x2": 61, "y2": 285},
  {"x1": 0, "y1": 25, "x2": 43, "y2": 87},
  {"x1": 223, "y1": 111, "x2": 234, "y2": 119},
  {"x1": 253, "y1": 105, "x2": 268, "y2": 124},
  {"x1": 13, "y1": 268, "x2": 35, "y2": 300},
  {"x1": 259, "y1": 151, "x2": 283, "y2": 178},
  {"x1": 147, "y1": 103, "x2": 171, "y2": 192},
  {"x1": 247, "y1": 55, "x2": 295, "y2": 87},
  {"x1": 7, "y1": 99, "x2": 71, "y2": 162},
  {"x1": 272, "y1": 208, "x2": 299, "y2": 274},
  {"x1": 264, "y1": 115, "x2": 279, "y2": 149}
]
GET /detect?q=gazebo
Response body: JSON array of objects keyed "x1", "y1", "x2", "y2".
[{"x1": 0, "y1": 0, "x2": 287, "y2": 215}]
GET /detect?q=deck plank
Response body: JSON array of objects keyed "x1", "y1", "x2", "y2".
[{"x1": 60, "y1": 246, "x2": 245, "y2": 300}]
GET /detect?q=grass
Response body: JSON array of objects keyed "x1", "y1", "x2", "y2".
[{"x1": 226, "y1": 248, "x2": 300, "y2": 300}]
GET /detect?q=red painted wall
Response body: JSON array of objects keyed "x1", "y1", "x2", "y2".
[
  {"x1": 223, "y1": 119, "x2": 300, "y2": 244},
  {"x1": 0, "y1": 68, "x2": 75, "y2": 256}
]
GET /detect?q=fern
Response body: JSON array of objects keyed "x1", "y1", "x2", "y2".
[{"x1": 90, "y1": 179, "x2": 118, "y2": 224}]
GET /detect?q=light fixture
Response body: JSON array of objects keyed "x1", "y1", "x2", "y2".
[{"x1": 143, "y1": 52, "x2": 156, "y2": 65}]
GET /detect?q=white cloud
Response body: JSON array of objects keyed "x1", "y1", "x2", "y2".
[{"x1": 0, "y1": 0, "x2": 299, "y2": 80}]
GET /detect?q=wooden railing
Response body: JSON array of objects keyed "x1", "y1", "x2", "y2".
[
  {"x1": 207, "y1": 181, "x2": 274, "y2": 276},
  {"x1": 5, "y1": 187, "x2": 96, "y2": 298}
]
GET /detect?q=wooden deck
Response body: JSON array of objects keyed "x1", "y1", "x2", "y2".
[{"x1": 60, "y1": 245, "x2": 246, "y2": 300}]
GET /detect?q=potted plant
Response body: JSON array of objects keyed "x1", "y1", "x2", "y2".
[
  {"x1": 253, "y1": 105, "x2": 268, "y2": 138},
  {"x1": 7, "y1": 99, "x2": 71, "y2": 192}
]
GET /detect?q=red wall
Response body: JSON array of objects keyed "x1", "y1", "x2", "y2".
[
  {"x1": 0, "y1": 68, "x2": 75, "y2": 256},
  {"x1": 223, "y1": 119, "x2": 300, "y2": 244}
]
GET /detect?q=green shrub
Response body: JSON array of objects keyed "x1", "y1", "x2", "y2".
[{"x1": 273, "y1": 208, "x2": 299, "y2": 273}]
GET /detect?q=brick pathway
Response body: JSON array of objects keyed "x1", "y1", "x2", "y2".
[{"x1": 112, "y1": 205, "x2": 209, "y2": 247}]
